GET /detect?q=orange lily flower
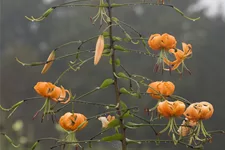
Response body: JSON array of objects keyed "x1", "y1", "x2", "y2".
[
  {"x1": 164, "y1": 42, "x2": 192, "y2": 71},
  {"x1": 59, "y1": 112, "x2": 88, "y2": 131},
  {"x1": 183, "y1": 101, "x2": 214, "y2": 121},
  {"x1": 146, "y1": 81, "x2": 175, "y2": 99},
  {"x1": 157, "y1": 100, "x2": 186, "y2": 136},
  {"x1": 34, "y1": 82, "x2": 71, "y2": 104},
  {"x1": 157, "y1": 100, "x2": 186, "y2": 118}
]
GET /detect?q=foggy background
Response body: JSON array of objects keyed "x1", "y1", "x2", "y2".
[{"x1": 1, "y1": 0, "x2": 225, "y2": 149}]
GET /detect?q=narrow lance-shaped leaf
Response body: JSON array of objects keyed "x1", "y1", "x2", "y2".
[
  {"x1": 109, "y1": 58, "x2": 120, "y2": 66},
  {"x1": 126, "y1": 138, "x2": 141, "y2": 145},
  {"x1": 107, "y1": 119, "x2": 120, "y2": 128},
  {"x1": 101, "y1": 133, "x2": 123, "y2": 141},
  {"x1": 119, "y1": 87, "x2": 141, "y2": 98},
  {"x1": 100, "y1": 79, "x2": 114, "y2": 89},
  {"x1": 25, "y1": 7, "x2": 55, "y2": 22}
]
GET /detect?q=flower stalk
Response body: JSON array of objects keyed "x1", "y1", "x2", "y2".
[{"x1": 106, "y1": 0, "x2": 127, "y2": 149}]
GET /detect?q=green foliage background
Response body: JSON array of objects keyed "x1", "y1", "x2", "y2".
[{"x1": 0, "y1": 0, "x2": 225, "y2": 149}]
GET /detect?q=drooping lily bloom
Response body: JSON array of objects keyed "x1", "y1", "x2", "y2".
[
  {"x1": 59, "y1": 112, "x2": 88, "y2": 131},
  {"x1": 160, "y1": 33, "x2": 177, "y2": 50},
  {"x1": 183, "y1": 101, "x2": 213, "y2": 121},
  {"x1": 157, "y1": 100, "x2": 186, "y2": 136},
  {"x1": 146, "y1": 81, "x2": 175, "y2": 99},
  {"x1": 34, "y1": 82, "x2": 71, "y2": 104},
  {"x1": 98, "y1": 115, "x2": 115, "y2": 128},
  {"x1": 164, "y1": 42, "x2": 192, "y2": 71},
  {"x1": 94, "y1": 35, "x2": 104, "y2": 65},
  {"x1": 157, "y1": 100, "x2": 186, "y2": 118},
  {"x1": 148, "y1": 34, "x2": 162, "y2": 50}
]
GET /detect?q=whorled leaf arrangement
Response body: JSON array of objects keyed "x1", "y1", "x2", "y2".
[{"x1": 0, "y1": 0, "x2": 224, "y2": 150}]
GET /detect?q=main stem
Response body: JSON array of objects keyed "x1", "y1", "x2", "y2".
[{"x1": 106, "y1": 0, "x2": 127, "y2": 149}]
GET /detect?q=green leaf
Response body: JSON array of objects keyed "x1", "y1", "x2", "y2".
[
  {"x1": 109, "y1": 58, "x2": 120, "y2": 66},
  {"x1": 101, "y1": 133, "x2": 123, "y2": 141},
  {"x1": 102, "y1": 49, "x2": 111, "y2": 56},
  {"x1": 117, "y1": 72, "x2": 128, "y2": 78},
  {"x1": 104, "y1": 44, "x2": 110, "y2": 49},
  {"x1": 107, "y1": 119, "x2": 120, "y2": 128},
  {"x1": 115, "y1": 59, "x2": 120, "y2": 66},
  {"x1": 126, "y1": 138, "x2": 141, "y2": 145},
  {"x1": 122, "y1": 110, "x2": 132, "y2": 118},
  {"x1": 112, "y1": 36, "x2": 122, "y2": 42},
  {"x1": 131, "y1": 93, "x2": 141, "y2": 98},
  {"x1": 100, "y1": 79, "x2": 114, "y2": 89},
  {"x1": 120, "y1": 101, "x2": 127, "y2": 110},
  {"x1": 114, "y1": 45, "x2": 129, "y2": 52},
  {"x1": 119, "y1": 88, "x2": 141, "y2": 98},
  {"x1": 112, "y1": 17, "x2": 119, "y2": 23},
  {"x1": 102, "y1": 32, "x2": 110, "y2": 37},
  {"x1": 123, "y1": 38, "x2": 131, "y2": 42},
  {"x1": 120, "y1": 88, "x2": 130, "y2": 94},
  {"x1": 126, "y1": 122, "x2": 144, "y2": 128}
]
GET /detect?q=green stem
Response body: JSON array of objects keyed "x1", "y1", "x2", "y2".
[
  {"x1": 106, "y1": 0, "x2": 127, "y2": 149},
  {"x1": 15, "y1": 49, "x2": 93, "y2": 67},
  {"x1": 111, "y1": 2, "x2": 200, "y2": 21},
  {"x1": 131, "y1": 113, "x2": 158, "y2": 135}
]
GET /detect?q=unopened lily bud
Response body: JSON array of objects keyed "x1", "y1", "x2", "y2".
[
  {"x1": 94, "y1": 35, "x2": 104, "y2": 65},
  {"x1": 41, "y1": 50, "x2": 55, "y2": 74}
]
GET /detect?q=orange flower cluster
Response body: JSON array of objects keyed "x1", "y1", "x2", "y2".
[
  {"x1": 59, "y1": 112, "x2": 88, "y2": 131},
  {"x1": 148, "y1": 33, "x2": 192, "y2": 73},
  {"x1": 177, "y1": 102, "x2": 214, "y2": 137},
  {"x1": 146, "y1": 81, "x2": 175, "y2": 99},
  {"x1": 148, "y1": 33, "x2": 177, "y2": 50},
  {"x1": 34, "y1": 82, "x2": 71, "y2": 104},
  {"x1": 157, "y1": 100, "x2": 186, "y2": 118},
  {"x1": 164, "y1": 42, "x2": 192, "y2": 71},
  {"x1": 184, "y1": 101, "x2": 214, "y2": 121}
]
